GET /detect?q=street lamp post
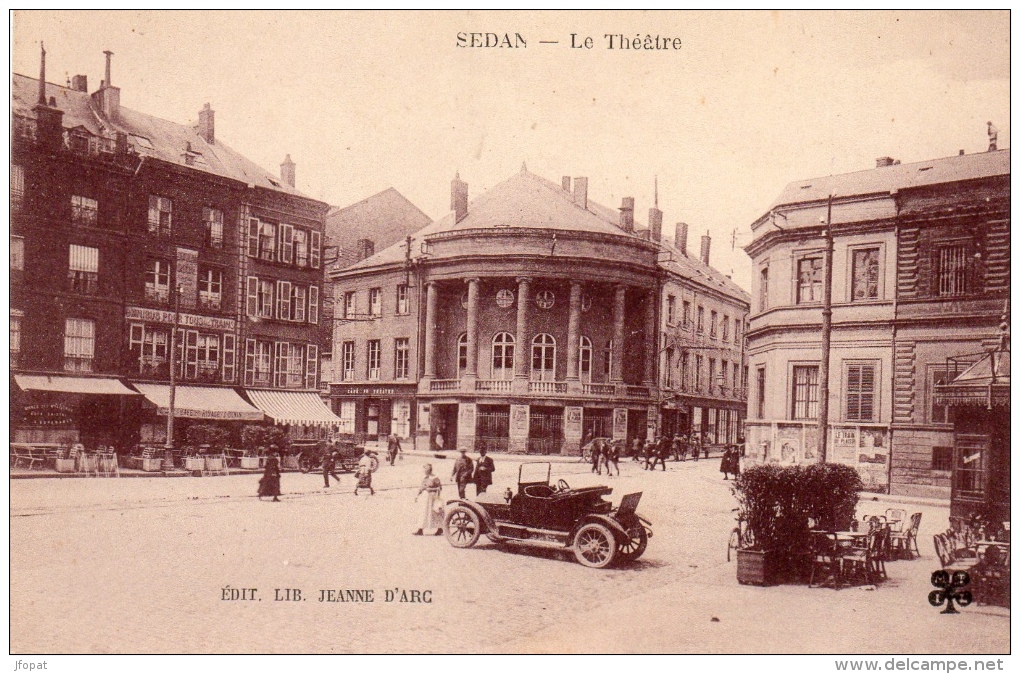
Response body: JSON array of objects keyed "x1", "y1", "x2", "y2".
[
  {"x1": 817, "y1": 195, "x2": 835, "y2": 463},
  {"x1": 164, "y1": 283, "x2": 183, "y2": 464}
]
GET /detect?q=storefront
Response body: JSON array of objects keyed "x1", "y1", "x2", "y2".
[
  {"x1": 243, "y1": 389, "x2": 344, "y2": 440},
  {"x1": 330, "y1": 383, "x2": 418, "y2": 442},
  {"x1": 129, "y1": 383, "x2": 264, "y2": 446},
  {"x1": 934, "y1": 343, "x2": 1010, "y2": 523},
  {"x1": 12, "y1": 373, "x2": 140, "y2": 448}
]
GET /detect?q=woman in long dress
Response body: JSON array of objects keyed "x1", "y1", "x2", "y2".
[
  {"x1": 413, "y1": 463, "x2": 444, "y2": 536},
  {"x1": 258, "y1": 452, "x2": 282, "y2": 502}
]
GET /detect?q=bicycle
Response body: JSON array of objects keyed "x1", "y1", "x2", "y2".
[{"x1": 727, "y1": 508, "x2": 755, "y2": 562}]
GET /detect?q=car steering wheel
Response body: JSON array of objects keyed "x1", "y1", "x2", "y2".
[{"x1": 557, "y1": 479, "x2": 570, "y2": 492}]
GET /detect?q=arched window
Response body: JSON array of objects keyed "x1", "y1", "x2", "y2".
[
  {"x1": 603, "y1": 339, "x2": 614, "y2": 381},
  {"x1": 491, "y1": 332, "x2": 515, "y2": 380},
  {"x1": 531, "y1": 333, "x2": 556, "y2": 381},
  {"x1": 457, "y1": 333, "x2": 468, "y2": 377},
  {"x1": 579, "y1": 336, "x2": 592, "y2": 384}
]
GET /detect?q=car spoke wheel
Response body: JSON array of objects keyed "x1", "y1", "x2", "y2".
[
  {"x1": 573, "y1": 522, "x2": 617, "y2": 568},
  {"x1": 444, "y1": 506, "x2": 481, "y2": 548},
  {"x1": 617, "y1": 524, "x2": 648, "y2": 562},
  {"x1": 727, "y1": 528, "x2": 740, "y2": 562}
]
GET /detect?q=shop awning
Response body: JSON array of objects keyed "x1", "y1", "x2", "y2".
[
  {"x1": 132, "y1": 384, "x2": 264, "y2": 421},
  {"x1": 244, "y1": 389, "x2": 342, "y2": 426},
  {"x1": 14, "y1": 374, "x2": 139, "y2": 396}
]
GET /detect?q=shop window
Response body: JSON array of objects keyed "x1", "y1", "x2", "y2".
[
  {"x1": 64, "y1": 317, "x2": 95, "y2": 372},
  {"x1": 71, "y1": 195, "x2": 98, "y2": 227},
  {"x1": 338, "y1": 401, "x2": 355, "y2": 434},
  {"x1": 68, "y1": 245, "x2": 99, "y2": 294},
  {"x1": 791, "y1": 365, "x2": 819, "y2": 420},
  {"x1": 954, "y1": 437, "x2": 987, "y2": 499},
  {"x1": 147, "y1": 195, "x2": 172, "y2": 236}
]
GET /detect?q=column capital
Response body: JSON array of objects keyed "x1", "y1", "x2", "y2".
[
  {"x1": 570, "y1": 279, "x2": 584, "y2": 289},
  {"x1": 515, "y1": 276, "x2": 533, "y2": 285},
  {"x1": 464, "y1": 277, "x2": 481, "y2": 285}
]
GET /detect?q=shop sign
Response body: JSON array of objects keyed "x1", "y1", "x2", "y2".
[
  {"x1": 125, "y1": 306, "x2": 235, "y2": 332},
  {"x1": 332, "y1": 385, "x2": 407, "y2": 396},
  {"x1": 20, "y1": 403, "x2": 76, "y2": 427},
  {"x1": 176, "y1": 247, "x2": 199, "y2": 310}
]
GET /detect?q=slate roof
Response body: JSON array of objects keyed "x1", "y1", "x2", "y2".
[
  {"x1": 12, "y1": 73, "x2": 306, "y2": 197},
  {"x1": 770, "y1": 149, "x2": 1010, "y2": 208},
  {"x1": 342, "y1": 168, "x2": 750, "y2": 302}
]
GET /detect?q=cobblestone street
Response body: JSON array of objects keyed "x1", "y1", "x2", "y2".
[{"x1": 10, "y1": 456, "x2": 1008, "y2": 654}]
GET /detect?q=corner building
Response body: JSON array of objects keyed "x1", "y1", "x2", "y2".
[{"x1": 331, "y1": 169, "x2": 666, "y2": 454}]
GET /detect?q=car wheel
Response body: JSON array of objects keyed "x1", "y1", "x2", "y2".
[
  {"x1": 444, "y1": 506, "x2": 481, "y2": 548},
  {"x1": 573, "y1": 522, "x2": 617, "y2": 568},
  {"x1": 616, "y1": 524, "x2": 648, "y2": 563}
]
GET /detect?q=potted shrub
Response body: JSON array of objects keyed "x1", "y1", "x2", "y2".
[
  {"x1": 54, "y1": 447, "x2": 75, "y2": 473},
  {"x1": 733, "y1": 463, "x2": 863, "y2": 586}
]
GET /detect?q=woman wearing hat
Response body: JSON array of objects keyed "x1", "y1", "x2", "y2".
[
  {"x1": 257, "y1": 451, "x2": 282, "y2": 502},
  {"x1": 354, "y1": 450, "x2": 376, "y2": 496}
]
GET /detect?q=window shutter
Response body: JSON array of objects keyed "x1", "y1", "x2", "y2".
[
  {"x1": 279, "y1": 224, "x2": 294, "y2": 264},
  {"x1": 246, "y1": 276, "x2": 259, "y2": 316},
  {"x1": 247, "y1": 218, "x2": 260, "y2": 257},
  {"x1": 306, "y1": 344, "x2": 318, "y2": 389},
  {"x1": 277, "y1": 280, "x2": 292, "y2": 320},
  {"x1": 860, "y1": 364, "x2": 875, "y2": 421},
  {"x1": 310, "y1": 231, "x2": 321, "y2": 268},
  {"x1": 244, "y1": 338, "x2": 256, "y2": 386},
  {"x1": 222, "y1": 334, "x2": 236, "y2": 382},
  {"x1": 309, "y1": 286, "x2": 319, "y2": 324}
]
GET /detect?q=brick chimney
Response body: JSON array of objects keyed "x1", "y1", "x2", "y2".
[
  {"x1": 91, "y1": 50, "x2": 120, "y2": 120},
  {"x1": 700, "y1": 231, "x2": 711, "y2": 266},
  {"x1": 619, "y1": 197, "x2": 635, "y2": 233},
  {"x1": 451, "y1": 172, "x2": 468, "y2": 222},
  {"x1": 573, "y1": 177, "x2": 588, "y2": 210},
  {"x1": 34, "y1": 43, "x2": 65, "y2": 152},
  {"x1": 648, "y1": 206, "x2": 663, "y2": 243},
  {"x1": 280, "y1": 154, "x2": 296, "y2": 188},
  {"x1": 198, "y1": 103, "x2": 215, "y2": 144},
  {"x1": 675, "y1": 222, "x2": 689, "y2": 256},
  {"x1": 71, "y1": 74, "x2": 88, "y2": 92},
  {"x1": 561, "y1": 176, "x2": 571, "y2": 192}
]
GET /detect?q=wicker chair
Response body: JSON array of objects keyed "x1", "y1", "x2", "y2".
[{"x1": 890, "y1": 512, "x2": 922, "y2": 559}]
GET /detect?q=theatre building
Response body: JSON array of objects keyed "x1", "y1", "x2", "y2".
[
  {"x1": 332, "y1": 168, "x2": 677, "y2": 453},
  {"x1": 11, "y1": 49, "x2": 334, "y2": 448}
]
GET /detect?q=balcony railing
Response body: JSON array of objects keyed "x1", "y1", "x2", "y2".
[
  {"x1": 476, "y1": 379, "x2": 511, "y2": 393},
  {"x1": 145, "y1": 285, "x2": 170, "y2": 303},
  {"x1": 430, "y1": 379, "x2": 461, "y2": 392},
  {"x1": 626, "y1": 385, "x2": 651, "y2": 397},
  {"x1": 582, "y1": 383, "x2": 616, "y2": 396},
  {"x1": 529, "y1": 381, "x2": 568, "y2": 394},
  {"x1": 199, "y1": 294, "x2": 222, "y2": 311},
  {"x1": 64, "y1": 356, "x2": 94, "y2": 373}
]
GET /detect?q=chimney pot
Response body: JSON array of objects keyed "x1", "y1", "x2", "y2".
[
  {"x1": 875, "y1": 156, "x2": 897, "y2": 168},
  {"x1": 561, "y1": 176, "x2": 571, "y2": 192},
  {"x1": 103, "y1": 50, "x2": 113, "y2": 87},
  {"x1": 648, "y1": 206, "x2": 663, "y2": 243},
  {"x1": 700, "y1": 231, "x2": 711, "y2": 266},
  {"x1": 573, "y1": 177, "x2": 588, "y2": 210},
  {"x1": 959, "y1": 149, "x2": 965, "y2": 156},
  {"x1": 280, "y1": 154, "x2": 296, "y2": 188},
  {"x1": 675, "y1": 222, "x2": 689, "y2": 256},
  {"x1": 619, "y1": 197, "x2": 635, "y2": 233},
  {"x1": 451, "y1": 172, "x2": 469, "y2": 222},
  {"x1": 198, "y1": 102, "x2": 215, "y2": 145}
]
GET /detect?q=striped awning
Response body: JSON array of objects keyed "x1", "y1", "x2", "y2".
[
  {"x1": 15, "y1": 374, "x2": 139, "y2": 396},
  {"x1": 244, "y1": 389, "x2": 342, "y2": 426},
  {"x1": 132, "y1": 383, "x2": 264, "y2": 421}
]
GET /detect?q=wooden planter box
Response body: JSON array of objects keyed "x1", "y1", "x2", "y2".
[
  {"x1": 54, "y1": 458, "x2": 76, "y2": 473},
  {"x1": 141, "y1": 457, "x2": 163, "y2": 472},
  {"x1": 204, "y1": 456, "x2": 226, "y2": 472},
  {"x1": 736, "y1": 549, "x2": 780, "y2": 586},
  {"x1": 185, "y1": 457, "x2": 206, "y2": 472},
  {"x1": 240, "y1": 456, "x2": 262, "y2": 470}
]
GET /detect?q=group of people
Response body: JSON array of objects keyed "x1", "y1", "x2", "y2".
[
  {"x1": 414, "y1": 447, "x2": 496, "y2": 536},
  {"x1": 581, "y1": 432, "x2": 745, "y2": 478},
  {"x1": 587, "y1": 438, "x2": 622, "y2": 476}
]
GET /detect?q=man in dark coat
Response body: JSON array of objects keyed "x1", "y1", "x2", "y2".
[
  {"x1": 473, "y1": 447, "x2": 495, "y2": 495},
  {"x1": 590, "y1": 438, "x2": 603, "y2": 475},
  {"x1": 322, "y1": 449, "x2": 341, "y2": 488},
  {"x1": 452, "y1": 448, "x2": 474, "y2": 499},
  {"x1": 386, "y1": 433, "x2": 402, "y2": 466}
]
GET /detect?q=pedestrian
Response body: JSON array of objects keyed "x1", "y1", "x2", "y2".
[
  {"x1": 672, "y1": 434, "x2": 683, "y2": 461},
  {"x1": 354, "y1": 450, "x2": 376, "y2": 496},
  {"x1": 643, "y1": 436, "x2": 657, "y2": 470},
  {"x1": 702, "y1": 440, "x2": 710, "y2": 461},
  {"x1": 633, "y1": 437, "x2": 645, "y2": 462},
  {"x1": 691, "y1": 435, "x2": 701, "y2": 462},
  {"x1": 651, "y1": 437, "x2": 668, "y2": 471},
  {"x1": 451, "y1": 448, "x2": 474, "y2": 499},
  {"x1": 590, "y1": 438, "x2": 603, "y2": 475},
  {"x1": 473, "y1": 447, "x2": 495, "y2": 495},
  {"x1": 322, "y1": 449, "x2": 341, "y2": 488},
  {"x1": 386, "y1": 433, "x2": 402, "y2": 466},
  {"x1": 257, "y1": 451, "x2": 282, "y2": 502},
  {"x1": 413, "y1": 463, "x2": 444, "y2": 536},
  {"x1": 605, "y1": 440, "x2": 621, "y2": 477}
]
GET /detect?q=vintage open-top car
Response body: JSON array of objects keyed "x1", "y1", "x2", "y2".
[{"x1": 442, "y1": 462, "x2": 652, "y2": 568}]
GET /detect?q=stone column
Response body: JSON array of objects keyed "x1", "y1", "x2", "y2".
[
  {"x1": 465, "y1": 277, "x2": 480, "y2": 377},
  {"x1": 611, "y1": 285, "x2": 626, "y2": 383},
  {"x1": 423, "y1": 282, "x2": 438, "y2": 378},
  {"x1": 643, "y1": 289, "x2": 657, "y2": 386},
  {"x1": 514, "y1": 277, "x2": 532, "y2": 381},
  {"x1": 566, "y1": 281, "x2": 582, "y2": 381}
]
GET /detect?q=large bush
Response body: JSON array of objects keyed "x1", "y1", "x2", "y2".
[
  {"x1": 240, "y1": 425, "x2": 290, "y2": 454},
  {"x1": 185, "y1": 424, "x2": 230, "y2": 452},
  {"x1": 733, "y1": 463, "x2": 864, "y2": 569}
]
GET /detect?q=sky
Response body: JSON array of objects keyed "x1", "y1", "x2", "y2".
[{"x1": 10, "y1": 10, "x2": 1011, "y2": 291}]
